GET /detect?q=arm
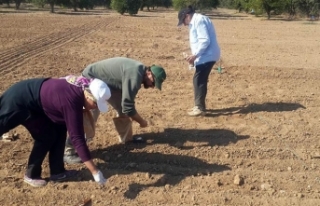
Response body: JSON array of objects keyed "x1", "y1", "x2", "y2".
[
  {"x1": 84, "y1": 160, "x2": 99, "y2": 174},
  {"x1": 63, "y1": 103, "x2": 106, "y2": 184},
  {"x1": 121, "y1": 73, "x2": 148, "y2": 127},
  {"x1": 61, "y1": 95, "x2": 102, "y2": 173},
  {"x1": 193, "y1": 17, "x2": 211, "y2": 57},
  {"x1": 130, "y1": 112, "x2": 148, "y2": 127}
]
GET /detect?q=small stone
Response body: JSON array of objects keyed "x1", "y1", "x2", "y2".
[
  {"x1": 249, "y1": 185, "x2": 255, "y2": 190},
  {"x1": 297, "y1": 193, "x2": 304, "y2": 198},
  {"x1": 164, "y1": 184, "x2": 170, "y2": 190},
  {"x1": 261, "y1": 183, "x2": 272, "y2": 191},
  {"x1": 145, "y1": 172, "x2": 151, "y2": 179},
  {"x1": 267, "y1": 189, "x2": 276, "y2": 195},
  {"x1": 56, "y1": 184, "x2": 68, "y2": 190},
  {"x1": 174, "y1": 141, "x2": 183, "y2": 148},
  {"x1": 159, "y1": 177, "x2": 167, "y2": 184},
  {"x1": 288, "y1": 167, "x2": 292, "y2": 171},
  {"x1": 233, "y1": 174, "x2": 244, "y2": 185},
  {"x1": 110, "y1": 186, "x2": 118, "y2": 190}
]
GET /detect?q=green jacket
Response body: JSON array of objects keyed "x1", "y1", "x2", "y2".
[{"x1": 82, "y1": 57, "x2": 145, "y2": 116}]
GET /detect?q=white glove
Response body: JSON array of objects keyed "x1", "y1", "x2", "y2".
[{"x1": 92, "y1": 170, "x2": 107, "y2": 185}]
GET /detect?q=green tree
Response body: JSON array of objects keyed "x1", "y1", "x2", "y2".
[
  {"x1": 127, "y1": 0, "x2": 140, "y2": 14},
  {"x1": 14, "y1": 0, "x2": 23, "y2": 9},
  {"x1": 48, "y1": 0, "x2": 55, "y2": 12},
  {"x1": 32, "y1": 0, "x2": 46, "y2": 8},
  {"x1": 140, "y1": 0, "x2": 172, "y2": 11},
  {"x1": 247, "y1": 0, "x2": 286, "y2": 19},
  {"x1": 111, "y1": 0, "x2": 127, "y2": 14},
  {"x1": 285, "y1": 0, "x2": 298, "y2": 17},
  {"x1": 172, "y1": 0, "x2": 186, "y2": 10},
  {"x1": 172, "y1": 0, "x2": 219, "y2": 10},
  {"x1": 111, "y1": 0, "x2": 141, "y2": 15},
  {"x1": 296, "y1": 0, "x2": 319, "y2": 17},
  {"x1": 78, "y1": 0, "x2": 94, "y2": 10}
]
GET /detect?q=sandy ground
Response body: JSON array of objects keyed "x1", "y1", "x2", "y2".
[{"x1": 0, "y1": 6, "x2": 320, "y2": 206}]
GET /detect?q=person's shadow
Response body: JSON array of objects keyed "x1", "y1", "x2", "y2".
[
  {"x1": 140, "y1": 128, "x2": 249, "y2": 150},
  {"x1": 85, "y1": 128, "x2": 249, "y2": 199},
  {"x1": 205, "y1": 102, "x2": 305, "y2": 118}
]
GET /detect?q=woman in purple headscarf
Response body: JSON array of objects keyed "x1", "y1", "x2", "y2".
[{"x1": 0, "y1": 75, "x2": 110, "y2": 187}]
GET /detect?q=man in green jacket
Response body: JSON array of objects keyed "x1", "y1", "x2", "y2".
[{"x1": 64, "y1": 57, "x2": 167, "y2": 164}]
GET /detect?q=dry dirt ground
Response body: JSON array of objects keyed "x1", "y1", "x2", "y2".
[{"x1": 0, "y1": 6, "x2": 320, "y2": 206}]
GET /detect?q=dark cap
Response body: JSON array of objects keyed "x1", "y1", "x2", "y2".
[
  {"x1": 177, "y1": 6, "x2": 194, "y2": 26},
  {"x1": 150, "y1": 65, "x2": 166, "y2": 90}
]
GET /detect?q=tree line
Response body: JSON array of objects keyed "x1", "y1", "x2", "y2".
[
  {"x1": 221, "y1": 0, "x2": 320, "y2": 19},
  {"x1": 0, "y1": 0, "x2": 319, "y2": 19}
]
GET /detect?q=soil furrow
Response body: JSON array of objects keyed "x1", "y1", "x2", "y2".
[{"x1": 0, "y1": 18, "x2": 115, "y2": 75}]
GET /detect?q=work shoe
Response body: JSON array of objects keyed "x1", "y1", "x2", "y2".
[
  {"x1": 50, "y1": 170, "x2": 78, "y2": 182},
  {"x1": 1, "y1": 132, "x2": 15, "y2": 142},
  {"x1": 63, "y1": 154, "x2": 82, "y2": 164},
  {"x1": 187, "y1": 106, "x2": 205, "y2": 116},
  {"x1": 126, "y1": 136, "x2": 146, "y2": 144},
  {"x1": 24, "y1": 175, "x2": 47, "y2": 187}
]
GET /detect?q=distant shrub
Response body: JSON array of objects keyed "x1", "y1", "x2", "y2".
[
  {"x1": 79, "y1": 0, "x2": 94, "y2": 9},
  {"x1": 32, "y1": 0, "x2": 46, "y2": 8},
  {"x1": 111, "y1": 0, "x2": 141, "y2": 15}
]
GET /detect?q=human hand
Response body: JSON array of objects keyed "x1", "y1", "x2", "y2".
[
  {"x1": 92, "y1": 170, "x2": 107, "y2": 185},
  {"x1": 139, "y1": 119, "x2": 148, "y2": 128},
  {"x1": 186, "y1": 55, "x2": 196, "y2": 65}
]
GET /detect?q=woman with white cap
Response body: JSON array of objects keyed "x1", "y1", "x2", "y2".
[{"x1": 0, "y1": 75, "x2": 110, "y2": 187}]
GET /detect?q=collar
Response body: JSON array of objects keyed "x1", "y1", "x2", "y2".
[{"x1": 189, "y1": 13, "x2": 197, "y2": 26}]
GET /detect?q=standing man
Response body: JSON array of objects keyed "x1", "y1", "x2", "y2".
[
  {"x1": 177, "y1": 6, "x2": 220, "y2": 116},
  {"x1": 64, "y1": 57, "x2": 167, "y2": 164}
]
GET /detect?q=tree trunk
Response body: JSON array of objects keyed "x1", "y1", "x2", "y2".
[
  {"x1": 5, "y1": 0, "x2": 10, "y2": 7},
  {"x1": 15, "y1": 0, "x2": 21, "y2": 10},
  {"x1": 267, "y1": 11, "x2": 271, "y2": 19},
  {"x1": 50, "y1": 2, "x2": 54, "y2": 13}
]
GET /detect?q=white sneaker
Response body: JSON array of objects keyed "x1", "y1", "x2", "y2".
[
  {"x1": 187, "y1": 106, "x2": 205, "y2": 116},
  {"x1": 1, "y1": 132, "x2": 14, "y2": 142}
]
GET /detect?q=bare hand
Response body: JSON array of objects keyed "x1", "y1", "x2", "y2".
[
  {"x1": 139, "y1": 119, "x2": 148, "y2": 128},
  {"x1": 185, "y1": 55, "x2": 196, "y2": 65}
]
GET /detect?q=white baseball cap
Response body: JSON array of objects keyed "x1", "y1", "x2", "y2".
[{"x1": 89, "y1": 79, "x2": 111, "y2": 113}]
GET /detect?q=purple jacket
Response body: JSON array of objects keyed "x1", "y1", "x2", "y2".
[{"x1": 40, "y1": 78, "x2": 91, "y2": 162}]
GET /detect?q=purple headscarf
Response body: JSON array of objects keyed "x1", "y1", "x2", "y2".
[{"x1": 61, "y1": 75, "x2": 94, "y2": 90}]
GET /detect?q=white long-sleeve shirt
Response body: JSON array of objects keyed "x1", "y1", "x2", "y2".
[{"x1": 189, "y1": 13, "x2": 220, "y2": 66}]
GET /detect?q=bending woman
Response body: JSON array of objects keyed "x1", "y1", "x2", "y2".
[{"x1": 0, "y1": 76, "x2": 110, "y2": 187}]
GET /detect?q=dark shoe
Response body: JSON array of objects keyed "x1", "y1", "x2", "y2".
[
  {"x1": 132, "y1": 136, "x2": 146, "y2": 144},
  {"x1": 24, "y1": 175, "x2": 47, "y2": 187},
  {"x1": 63, "y1": 154, "x2": 82, "y2": 164},
  {"x1": 50, "y1": 170, "x2": 78, "y2": 182}
]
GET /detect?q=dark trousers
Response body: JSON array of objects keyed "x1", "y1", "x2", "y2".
[
  {"x1": 22, "y1": 115, "x2": 67, "y2": 178},
  {"x1": 0, "y1": 78, "x2": 66, "y2": 178},
  {"x1": 193, "y1": 61, "x2": 215, "y2": 111}
]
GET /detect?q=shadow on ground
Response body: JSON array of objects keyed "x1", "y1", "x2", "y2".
[
  {"x1": 139, "y1": 128, "x2": 249, "y2": 150},
  {"x1": 205, "y1": 102, "x2": 305, "y2": 118},
  {"x1": 92, "y1": 145, "x2": 231, "y2": 199},
  {"x1": 81, "y1": 128, "x2": 247, "y2": 199}
]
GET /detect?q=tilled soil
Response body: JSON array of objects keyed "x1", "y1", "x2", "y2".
[{"x1": 0, "y1": 7, "x2": 320, "y2": 206}]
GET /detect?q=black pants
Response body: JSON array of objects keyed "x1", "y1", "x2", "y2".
[
  {"x1": 23, "y1": 115, "x2": 67, "y2": 178},
  {"x1": 0, "y1": 78, "x2": 66, "y2": 178},
  {"x1": 193, "y1": 61, "x2": 215, "y2": 111}
]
